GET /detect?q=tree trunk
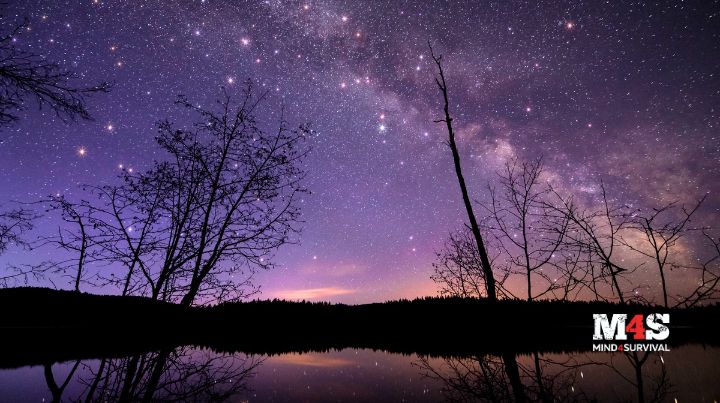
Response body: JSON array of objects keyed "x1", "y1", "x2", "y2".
[
  {"x1": 431, "y1": 46, "x2": 497, "y2": 302},
  {"x1": 502, "y1": 353, "x2": 526, "y2": 403}
]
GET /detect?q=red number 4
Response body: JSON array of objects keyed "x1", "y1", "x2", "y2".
[{"x1": 625, "y1": 314, "x2": 645, "y2": 340}]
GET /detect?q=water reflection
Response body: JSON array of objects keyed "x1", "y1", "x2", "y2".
[
  {"x1": 1, "y1": 346, "x2": 718, "y2": 402},
  {"x1": 415, "y1": 349, "x2": 713, "y2": 403},
  {"x1": 38, "y1": 348, "x2": 262, "y2": 402}
]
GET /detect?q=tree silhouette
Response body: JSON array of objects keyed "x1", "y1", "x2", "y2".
[
  {"x1": 431, "y1": 227, "x2": 515, "y2": 299},
  {"x1": 0, "y1": 21, "x2": 110, "y2": 126},
  {"x1": 31, "y1": 84, "x2": 311, "y2": 305},
  {"x1": 547, "y1": 182, "x2": 634, "y2": 303},
  {"x1": 429, "y1": 44, "x2": 498, "y2": 302},
  {"x1": 675, "y1": 231, "x2": 720, "y2": 307},
  {"x1": 622, "y1": 196, "x2": 706, "y2": 308},
  {"x1": 483, "y1": 157, "x2": 570, "y2": 301},
  {"x1": 0, "y1": 207, "x2": 34, "y2": 254}
]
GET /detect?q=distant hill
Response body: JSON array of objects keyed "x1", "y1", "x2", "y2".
[{"x1": 1, "y1": 287, "x2": 718, "y2": 368}]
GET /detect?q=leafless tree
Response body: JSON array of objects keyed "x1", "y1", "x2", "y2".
[
  {"x1": 0, "y1": 20, "x2": 110, "y2": 126},
  {"x1": 0, "y1": 206, "x2": 35, "y2": 254},
  {"x1": 674, "y1": 231, "x2": 720, "y2": 308},
  {"x1": 483, "y1": 157, "x2": 570, "y2": 301},
  {"x1": 0, "y1": 206, "x2": 40, "y2": 287},
  {"x1": 40, "y1": 195, "x2": 95, "y2": 292},
  {"x1": 34, "y1": 85, "x2": 310, "y2": 305},
  {"x1": 547, "y1": 182, "x2": 635, "y2": 303},
  {"x1": 3, "y1": 84, "x2": 308, "y2": 304},
  {"x1": 8, "y1": 196, "x2": 99, "y2": 292},
  {"x1": 429, "y1": 44, "x2": 497, "y2": 302},
  {"x1": 622, "y1": 196, "x2": 706, "y2": 308},
  {"x1": 109, "y1": 86, "x2": 309, "y2": 306},
  {"x1": 431, "y1": 227, "x2": 515, "y2": 299}
]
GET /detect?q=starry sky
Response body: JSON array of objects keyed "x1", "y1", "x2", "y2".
[{"x1": 0, "y1": 0, "x2": 718, "y2": 303}]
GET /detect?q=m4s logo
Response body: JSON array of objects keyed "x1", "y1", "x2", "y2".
[{"x1": 593, "y1": 314, "x2": 669, "y2": 341}]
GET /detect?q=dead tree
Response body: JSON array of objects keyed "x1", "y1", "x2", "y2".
[
  {"x1": 429, "y1": 44, "x2": 497, "y2": 302},
  {"x1": 622, "y1": 196, "x2": 706, "y2": 308},
  {"x1": 0, "y1": 21, "x2": 110, "y2": 126},
  {"x1": 483, "y1": 157, "x2": 569, "y2": 301}
]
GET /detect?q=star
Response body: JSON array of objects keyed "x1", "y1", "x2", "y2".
[{"x1": 77, "y1": 147, "x2": 86, "y2": 157}]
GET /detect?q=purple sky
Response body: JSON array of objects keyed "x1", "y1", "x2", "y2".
[{"x1": 0, "y1": 0, "x2": 718, "y2": 303}]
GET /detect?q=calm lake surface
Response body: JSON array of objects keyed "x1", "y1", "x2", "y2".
[{"x1": 0, "y1": 345, "x2": 718, "y2": 402}]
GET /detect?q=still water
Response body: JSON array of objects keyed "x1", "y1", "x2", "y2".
[{"x1": 0, "y1": 345, "x2": 718, "y2": 402}]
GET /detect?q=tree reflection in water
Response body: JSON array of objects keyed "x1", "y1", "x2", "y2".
[
  {"x1": 416, "y1": 351, "x2": 672, "y2": 403},
  {"x1": 41, "y1": 347, "x2": 263, "y2": 402}
]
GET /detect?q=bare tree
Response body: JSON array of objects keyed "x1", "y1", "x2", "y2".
[
  {"x1": 0, "y1": 21, "x2": 110, "y2": 126},
  {"x1": 8, "y1": 196, "x2": 99, "y2": 292},
  {"x1": 483, "y1": 157, "x2": 569, "y2": 301},
  {"x1": 675, "y1": 231, "x2": 720, "y2": 307},
  {"x1": 548, "y1": 182, "x2": 634, "y2": 303},
  {"x1": 43, "y1": 195, "x2": 93, "y2": 292},
  {"x1": 622, "y1": 196, "x2": 706, "y2": 308},
  {"x1": 431, "y1": 227, "x2": 514, "y2": 299},
  {"x1": 39, "y1": 85, "x2": 310, "y2": 305},
  {"x1": 0, "y1": 206, "x2": 35, "y2": 254},
  {"x1": 117, "y1": 87, "x2": 309, "y2": 306},
  {"x1": 0, "y1": 206, "x2": 40, "y2": 287},
  {"x1": 429, "y1": 44, "x2": 497, "y2": 302}
]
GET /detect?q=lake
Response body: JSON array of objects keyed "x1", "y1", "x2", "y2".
[{"x1": 0, "y1": 345, "x2": 718, "y2": 402}]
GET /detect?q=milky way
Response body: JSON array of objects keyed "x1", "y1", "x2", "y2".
[{"x1": 0, "y1": 1, "x2": 718, "y2": 303}]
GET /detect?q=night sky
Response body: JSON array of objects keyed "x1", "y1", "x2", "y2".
[{"x1": 0, "y1": 0, "x2": 718, "y2": 303}]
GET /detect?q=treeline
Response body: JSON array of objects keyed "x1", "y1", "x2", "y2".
[{"x1": 2, "y1": 287, "x2": 719, "y2": 369}]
